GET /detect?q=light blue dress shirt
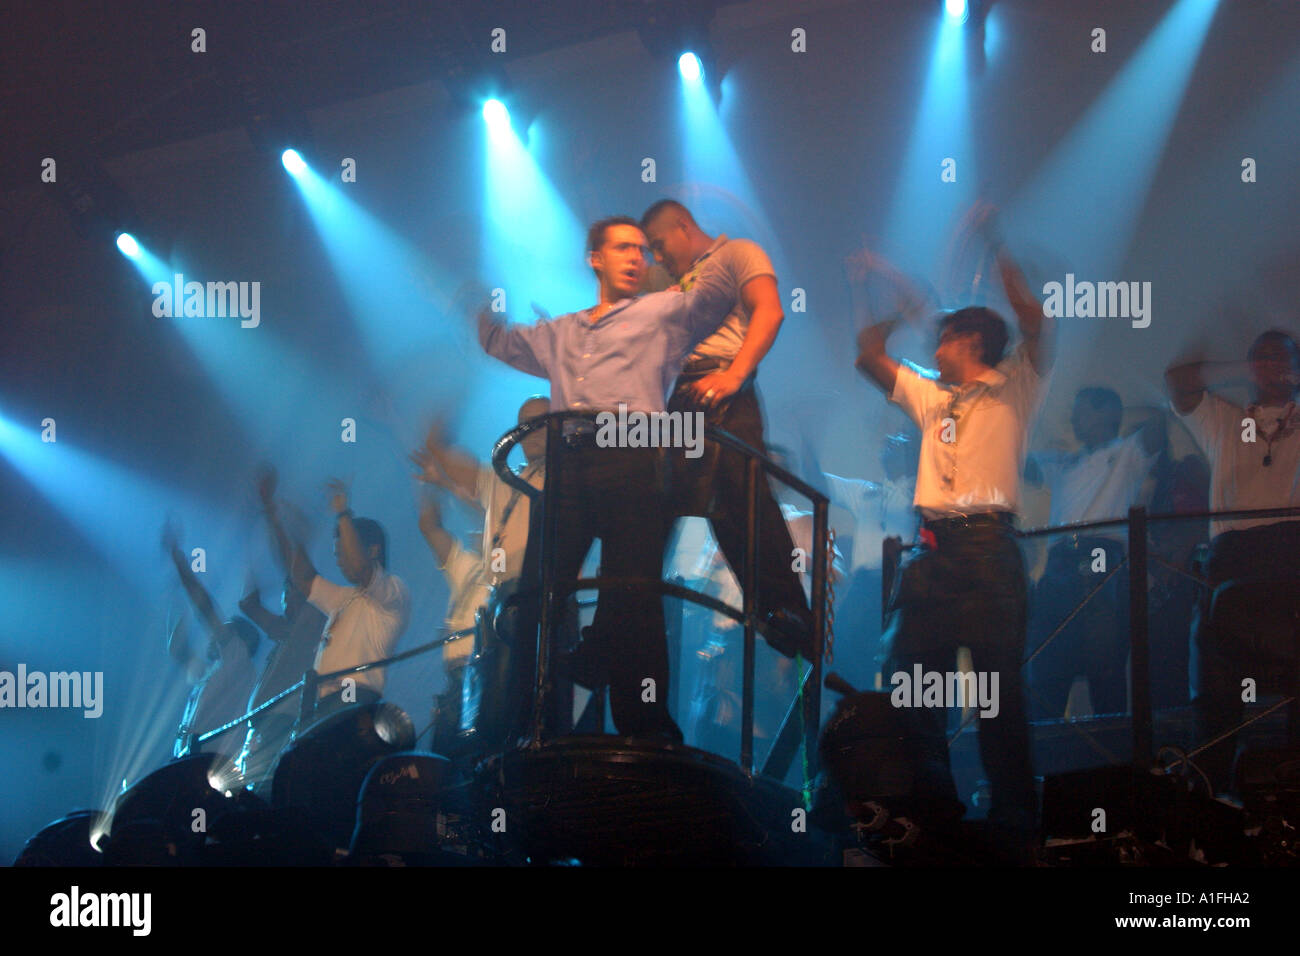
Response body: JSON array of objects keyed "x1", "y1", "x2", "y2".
[{"x1": 479, "y1": 259, "x2": 738, "y2": 414}]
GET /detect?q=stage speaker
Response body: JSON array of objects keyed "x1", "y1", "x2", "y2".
[
  {"x1": 100, "y1": 753, "x2": 264, "y2": 865},
  {"x1": 272, "y1": 700, "x2": 415, "y2": 850},
  {"x1": 347, "y1": 751, "x2": 487, "y2": 865}
]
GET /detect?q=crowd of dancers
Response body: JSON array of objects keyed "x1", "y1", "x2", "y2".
[{"x1": 160, "y1": 197, "x2": 1300, "y2": 856}]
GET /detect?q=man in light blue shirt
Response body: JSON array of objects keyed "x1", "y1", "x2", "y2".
[
  {"x1": 476, "y1": 216, "x2": 740, "y2": 741},
  {"x1": 478, "y1": 222, "x2": 737, "y2": 416}
]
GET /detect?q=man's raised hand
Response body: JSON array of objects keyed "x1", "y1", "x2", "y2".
[{"x1": 326, "y1": 478, "x2": 350, "y2": 515}]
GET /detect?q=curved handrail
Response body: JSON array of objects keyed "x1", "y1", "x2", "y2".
[
  {"x1": 490, "y1": 411, "x2": 830, "y2": 508},
  {"x1": 490, "y1": 409, "x2": 831, "y2": 784}
]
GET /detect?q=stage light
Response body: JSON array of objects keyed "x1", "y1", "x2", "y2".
[
  {"x1": 207, "y1": 759, "x2": 244, "y2": 797},
  {"x1": 13, "y1": 810, "x2": 109, "y2": 867},
  {"x1": 281, "y1": 148, "x2": 307, "y2": 176},
  {"x1": 678, "y1": 51, "x2": 703, "y2": 82},
  {"x1": 115, "y1": 232, "x2": 140, "y2": 258},
  {"x1": 483, "y1": 98, "x2": 511, "y2": 135},
  {"x1": 945, "y1": 0, "x2": 969, "y2": 22}
]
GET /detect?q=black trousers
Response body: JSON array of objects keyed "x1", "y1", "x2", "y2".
[
  {"x1": 665, "y1": 361, "x2": 809, "y2": 623},
  {"x1": 518, "y1": 442, "x2": 681, "y2": 739},
  {"x1": 1191, "y1": 521, "x2": 1300, "y2": 792},
  {"x1": 1028, "y1": 537, "x2": 1129, "y2": 719},
  {"x1": 882, "y1": 516, "x2": 1037, "y2": 836}
]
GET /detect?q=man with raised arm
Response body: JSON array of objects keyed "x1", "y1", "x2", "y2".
[
  {"x1": 411, "y1": 396, "x2": 549, "y2": 596},
  {"x1": 1165, "y1": 330, "x2": 1300, "y2": 793},
  {"x1": 260, "y1": 469, "x2": 410, "y2": 717},
  {"x1": 1024, "y1": 388, "x2": 1166, "y2": 719},
  {"x1": 475, "y1": 215, "x2": 741, "y2": 741},
  {"x1": 852, "y1": 205, "x2": 1052, "y2": 860},
  {"x1": 161, "y1": 519, "x2": 258, "y2": 758}
]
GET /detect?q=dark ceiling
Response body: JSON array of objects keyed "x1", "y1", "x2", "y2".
[{"x1": 2, "y1": 0, "x2": 723, "y2": 183}]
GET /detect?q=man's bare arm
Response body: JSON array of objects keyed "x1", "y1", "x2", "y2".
[
  {"x1": 417, "y1": 492, "x2": 454, "y2": 566},
  {"x1": 997, "y1": 249, "x2": 1053, "y2": 376},
  {"x1": 1164, "y1": 360, "x2": 1250, "y2": 415},
  {"x1": 687, "y1": 275, "x2": 783, "y2": 409},
  {"x1": 162, "y1": 521, "x2": 223, "y2": 638},
  {"x1": 257, "y1": 467, "x2": 316, "y2": 596},
  {"x1": 855, "y1": 318, "x2": 903, "y2": 396},
  {"x1": 959, "y1": 201, "x2": 1052, "y2": 375},
  {"x1": 329, "y1": 479, "x2": 375, "y2": 586},
  {"x1": 411, "y1": 421, "x2": 483, "y2": 508},
  {"x1": 845, "y1": 249, "x2": 928, "y2": 397}
]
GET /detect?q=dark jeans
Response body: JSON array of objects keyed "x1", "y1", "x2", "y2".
[
  {"x1": 882, "y1": 516, "x2": 1037, "y2": 835},
  {"x1": 1191, "y1": 521, "x2": 1300, "y2": 792},
  {"x1": 1028, "y1": 537, "x2": 1129, "y2": 719},
  {"x1": 518, "y1": 442, "x2": 681, "y2": 739},
  {"x1": 666, "y1": 362, "x2": 810, "y2": 623}
]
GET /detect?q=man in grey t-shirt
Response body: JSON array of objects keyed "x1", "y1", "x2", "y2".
[{"x1": 640, "y1": 200, "x2": 813, "y2": 659}]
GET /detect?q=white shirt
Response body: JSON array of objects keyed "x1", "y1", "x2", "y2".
[
  {"x1": 1174, "y1": 393, "x2": 1300, "y2": 538},
  {"x1": 309, "y1": 568, "x2": 410, "y2": 698},
  {"x1": 439, "y1": 540, "x2": 492, "y2": 666},
  {"x1": 822, "y1": 473, "x2": 918, "y2": 571},
  {"x1": 476, "y1": 461, "x2": 544, "y2": 587},
  {"x1": 890, "y1": 344, "x2": 1047, "y2": 519},
  {"x1": 679, "y1": 236, "x2": 776, "y2": 363},
  {"x1": 1034, "y1": 430, "x2": 1157, "y2": 540}
]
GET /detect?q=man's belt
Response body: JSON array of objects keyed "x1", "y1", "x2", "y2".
[
  {"x1": 922, "y1": 511, "x2": 1016, "y2": 533},
  {"x1": 678, "y1": 356, "x2": 730, "y2": 377},
  {"x1": 674, "y1": 357, "x2": 757, "y2": 395}
]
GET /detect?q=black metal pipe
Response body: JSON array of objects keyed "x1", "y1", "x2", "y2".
[
  {"x1": 529, "y1": 415, "x2": 563, "y2": 746},
  {"x1": 1128, "y1": 505, "x2": 1152, "y2": 764},
  {"x1": 740, "y1": 454, "x2": 759, "y2": 774},
  {"x1": 805, "y1": 494, "x2": 828, "y2": 784}
]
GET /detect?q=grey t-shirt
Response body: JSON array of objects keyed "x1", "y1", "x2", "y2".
[{"x1": 678, "y1": 236, "x2": 777, "y2": 363}]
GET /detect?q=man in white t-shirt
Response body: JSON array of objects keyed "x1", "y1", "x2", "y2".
[
  {"x1": 270, "y1": 478, "x2": 410, "y2": 718},
  {"x1": 414, "y1": 489, "x2": 491, "y2": 753},
  {"x1": 1024, "y1": 387, "x2": 1165, "y2": 718},
  {"x1": 853, "y1": 220, "x2": 1051, "y2": 858},
  {"x1": 411, "y1": 397, "x2": 551, "y2": 745},
  {"x1": 1165, "y1": 330, "x2": 1300, "y2": 792}
]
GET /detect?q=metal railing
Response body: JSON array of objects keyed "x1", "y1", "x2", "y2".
[
  {"x1": 490, "y1": 411, "x2": 831, "y2": 787},
  {"x1": 189, "y1": 628, "x2": 473, "y2": 752},
  {"x1": 887, "y1": 503, "x2": 1300, "y2": 774}
]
